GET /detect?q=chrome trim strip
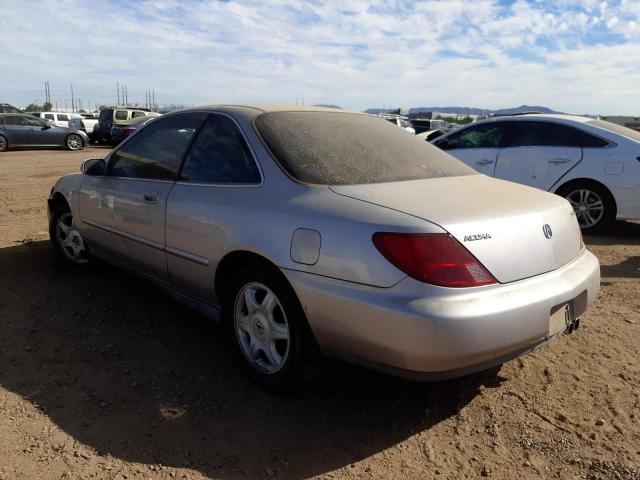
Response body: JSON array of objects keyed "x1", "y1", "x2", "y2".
[
  {"x1": 82, "y1": 218, "x2": 165, "y2": 251},
  {"x1": 165, "y1": 246, "x2": 209, "y2": 266},
  {"x1": 83, "y1": 218, "x2": 210, "y2": 266}
]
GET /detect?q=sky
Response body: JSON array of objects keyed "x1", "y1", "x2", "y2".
[{"x1": 2, "y1": 0, "x2": 640, "y2": 114}]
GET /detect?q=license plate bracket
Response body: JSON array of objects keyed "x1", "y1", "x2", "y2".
[{"x1": 549, "y1": 302, "x2": 575, "y2": 337}]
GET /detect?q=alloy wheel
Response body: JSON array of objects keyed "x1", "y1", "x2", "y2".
[
  {"x1": 67, "y1": 135, "x2": 82, "y2": 150},
  {"x1": 234, "y1": 282, "x2": 290, "y2": 374},
  {"x1": 565, "y1": 189, "x2": 604, "y2": 229},
  {"x1": 0, "y1": 136, "x2": 7, "y2": 151},
  {"x1": 56, "y1": 212, "x2": 88, "y2": 264}
]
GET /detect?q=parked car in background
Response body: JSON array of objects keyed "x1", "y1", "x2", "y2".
[
  {"x1": 110, "y1": 115, "x2": 156, "y2": 145},
  {"x1": 30, "y1": 111, "x2": 82, "y2": 128},
  {"x1": 410, "y1": 118, "x2": 450, "y2": 134},
  {"x1": 68, "y1": 113, "x2": 99, "y2": 140},
  {"x1": 94, "y1": 107, "x2": 159, "y2": 144},
  {"x1": 0, "y1": 114, "x2": 88, "y2": 151},
  {"x1": 0, "y1": 103, "x2": 22, "y2": 113},
  {"x1": 379, "y1": 114, "x2": 415, "y2": 134},
  {"x1": 432, "y1": 114, "x2": 640, "y2": 232},
  {"x1": 48, "y1": 105, "x2": 599, "y2": 387}
]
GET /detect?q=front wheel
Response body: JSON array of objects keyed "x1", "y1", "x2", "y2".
[
  {"x1": 0, "y1": 135, "x2": 7, "y2": 152},
  {"x1": 225, "y1": 265, "x2": 318, "y2": 387},
  {"x1": 557, "y1": 182, "x2": 616, "y2": 233},
  {"x1": 66, "y1": 134, "x2": 83, "y2": 151},
  {"x1": 49, "y1": 206, "x2": 89, "y2": 265}
]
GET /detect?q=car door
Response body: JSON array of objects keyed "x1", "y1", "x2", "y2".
[
  {"x1": 22, "y1": 115, "x2": 61, "y2": 145},
  {"x1": 2, "y1": 115, "x2": 32, "y2": 145},
  {"x1": 433, "y1": 121, "x2": 511, "y2": 176},
  {"x1": 495, "y1": 121, "x2": 583, "y2": 191},
  {"x1": 166, "y1": 113, "x2": 263, "y2": 305},
  {"x1": 79, "y1": 112, "x2": 207, "y2": 285}
]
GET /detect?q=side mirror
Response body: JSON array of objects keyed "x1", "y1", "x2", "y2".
[
  {"x1": 42, "y1": 124, "x2": 51, "y2": 130},
  {"x1": 81, "y1": 158, "x2": 106, "y2": 176},
  {"x1": 434, "y1": 139, "x2": 452, "y2": 150}
]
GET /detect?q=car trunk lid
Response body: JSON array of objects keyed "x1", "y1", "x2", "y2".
[{"x1": 330, "y1": 175, "x2": 582, "y2": 284}]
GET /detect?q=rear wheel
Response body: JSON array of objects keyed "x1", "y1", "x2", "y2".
[
  {"x1": 556, "y1": 181, "x2": 615, "y2": 233},
  {"x1": 49, "y1": 205, "x2": 89, "y2": 265},
  {"x1": 66, "y1": 134, "x2": 83, "y2": 151},
  {"x1": 0, "y1": 135, "x2": 7, "y2": 152},
  {"x1": 225, "y1": 265, "x2": 319, "y2": 387}
]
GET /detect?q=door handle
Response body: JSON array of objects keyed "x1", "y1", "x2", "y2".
[
  {"x1": 476, "y1": 159, "x2": 495, "y2": 165},
  {"x1": 143, "y1": 193, "x2": 159, "y2": 204},
  {"x1": 549, "y1": 158, "x2": 570, "y2": 164}
]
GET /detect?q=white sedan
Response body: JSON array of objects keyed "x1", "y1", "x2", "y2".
[{"x1": 432, "y1": 114, "x2": 640, "y2": 232}]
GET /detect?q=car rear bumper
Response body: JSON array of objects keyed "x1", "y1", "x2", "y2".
[{"x1": 282, "y1": 248, "x2": 600, "y2": 379}]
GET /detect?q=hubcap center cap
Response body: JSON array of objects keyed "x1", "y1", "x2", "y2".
[{"x1": 251, "y1": 313, "x2": 270, "y2": 343}]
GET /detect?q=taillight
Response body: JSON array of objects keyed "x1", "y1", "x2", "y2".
[
  {"x1": 372, "y1": 233, "x2": 497, "y2": 288},
  {"x1": 122, "y1": 127, "x2": 136, "y2": 133},
  {"x1": 80, "y1": 120, "x2": 85, "y2": 129}
]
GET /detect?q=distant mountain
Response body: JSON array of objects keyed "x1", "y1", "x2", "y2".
[
  {"x1": 366, "y1": 105, "x2": 561, "y2": 117},
  {"x1": 408, "y1": 106, "x2": 492, "y2": 116},
  {"x1": 493, "y1": 105, "x2": 560, "y2": 115}
]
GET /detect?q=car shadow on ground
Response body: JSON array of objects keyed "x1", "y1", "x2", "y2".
[
  {"x1": 0, "y1": 241, "x2": 502, "y2": 479},
  {"x1": 584, "y1": 220, "x2": 640, "y2": 247}
]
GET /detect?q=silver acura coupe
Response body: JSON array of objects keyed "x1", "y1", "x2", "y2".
[{"x1": 48, "y1": 105, "x2": 600, "y2": 386}]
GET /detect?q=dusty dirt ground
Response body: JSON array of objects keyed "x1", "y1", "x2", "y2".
[{"x1": 0, "y1": 148, "x2": 639, "y2": 480}]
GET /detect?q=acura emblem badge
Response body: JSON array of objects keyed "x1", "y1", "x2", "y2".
[{"x1": 543, "y1": 224, "x2": 553, "y2": 239}]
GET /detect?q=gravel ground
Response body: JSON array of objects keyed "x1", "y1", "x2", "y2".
[{"x1": 0, "y1": 147, "x2": 639, "y2": 480}]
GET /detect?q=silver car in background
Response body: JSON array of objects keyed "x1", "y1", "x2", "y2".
[{"x1": 48, "y1": 106, "x2": 600, "y2": 386}]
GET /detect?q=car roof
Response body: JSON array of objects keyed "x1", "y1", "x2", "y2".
[{"x1": 176, "y1": 104, "x2": 356, "y2": 115}]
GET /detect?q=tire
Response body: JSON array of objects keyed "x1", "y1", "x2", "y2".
[
  {"x1": 225, "y1": 265, "x2": 319, "y2": 387},
  {"x1": 49, "y1": 203, "x2": 90, "y2": 266},
  {"x1": 556, "y1": 181, "x2": 616, "y2": 233},
  {"x1": 66, "y1": 134, "x2": 83, "y2": 151},
  {"x1": 0, "y1": 135, "x2": 7, "y2": 152}
]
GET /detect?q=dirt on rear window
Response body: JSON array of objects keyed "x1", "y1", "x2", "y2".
[{"x1": 254, "y1": 111, "x2": 474, "y2": 185}]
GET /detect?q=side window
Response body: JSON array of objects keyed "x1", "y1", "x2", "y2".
[
  {"x1": 99, "y1": 110, "x2": 112, "y2": 123},
  {"x1": 575, "y1": 129, "x2": 609, "y2": 148},
  {"x1": 6, "y1": 116, "x2": 27, "y2": 126},
  {"x1": 510, "y1": 122, "x2": 576, "y2": 147},
  {"x1": 0, "y1": 116, "x2": 5, "y2": 126},
  {"x1": 45, "y1": 114, "x2": 54, "y2": 120},
  {"x1": 57, "y1": 114, "x2": 69, "y2": 122},
  {"x1": 108, "y1": 113, "x2": 206, "y2": 181},
  {"x1": 132, "y1": 111, "x2": 146, "y2": 118},
  {"x1": 114, "y1": 110, "x2": 128, "y2": 121},
  {"x1": 441, "y1": 123, "x2": 509, "y2": 149},
  {"x1": 24, "y1": 116, "x2": 46, "y2": 127},
  {"x1": 179, "y1": 114, "x2": 261, "y2": 184}
]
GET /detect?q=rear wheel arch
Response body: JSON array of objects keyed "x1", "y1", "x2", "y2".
[
  {"x1": 554, "y1": 178, "x2": 617, "y2": 231},
  {"x1": 554, "y1": 178, "x2": 617, "y2": 212},
  {"x1": 215, "y1": 250, "x2": 287, "y2": 303}
]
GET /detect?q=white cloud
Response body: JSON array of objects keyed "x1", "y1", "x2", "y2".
[{"x1": 1, "y1": 0, "x2": 640, "y2": 114}]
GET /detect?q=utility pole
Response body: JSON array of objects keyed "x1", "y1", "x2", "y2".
[
  {"x1": 152, "y1": 90, "x2": 155, "y2": 111},
  {"x1": 125, "y1": 85, "x2": 128, "y2": 106},
  {"x1": 117, "y1": 82, "x2": 120, "y2": 105},
  {"x1": 71, "y1": 84, "x2": 75, "y2": 112}
]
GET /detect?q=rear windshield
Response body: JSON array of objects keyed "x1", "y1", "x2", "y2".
[
  {"x1": 588, "y1": 120, "x2": 640, "y2": 142},
  {"x1": 254, "y1": 112, "x2": 473, "y2": 185}
]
